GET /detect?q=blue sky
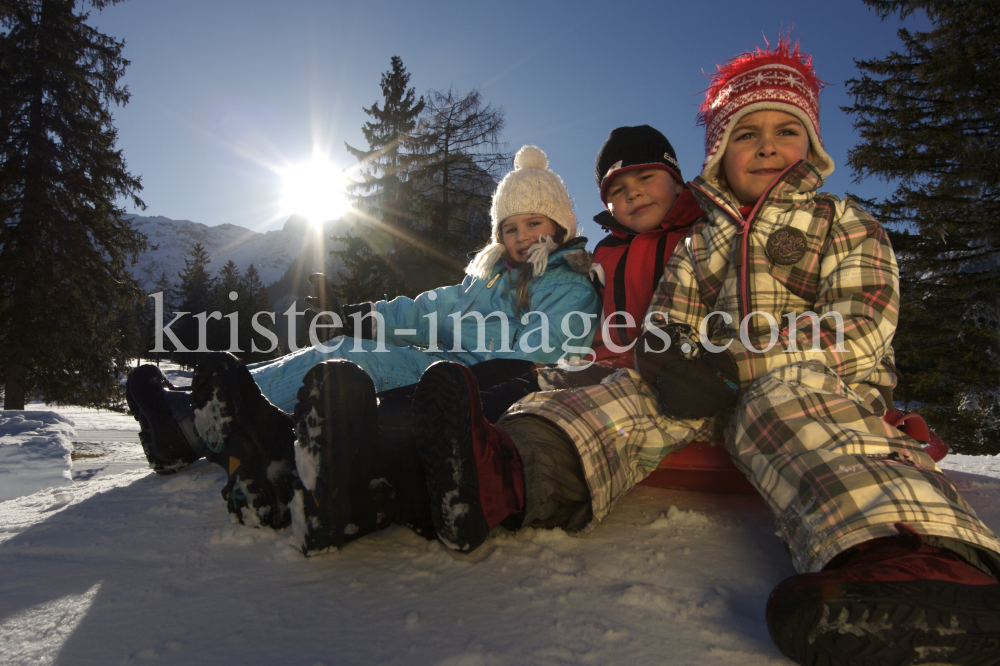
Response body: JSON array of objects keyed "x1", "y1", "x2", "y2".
[{"x1": 91, "y1": 0, "x2": 922, "y2": 245}]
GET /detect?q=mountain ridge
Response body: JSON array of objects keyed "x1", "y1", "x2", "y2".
[{"x1": 127, "y1": 214, "x2": 348, "y2": 302}]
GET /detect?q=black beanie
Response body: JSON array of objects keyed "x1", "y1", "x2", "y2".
[{"x1": 595, "y1": 125, "x2": 682, "y2": 202}]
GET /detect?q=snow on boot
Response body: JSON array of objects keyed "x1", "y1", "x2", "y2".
[
  {"x1": 125, "y1": 365, "x2": 204, "y2": 475},
  {"x1": 766, "y1": 524, "x2": 1000, "y2": 666},
  {"x1": 413, "y1": 361, "x2": 526, "y2": 553},
  {"x1": 290, "y1": 360, "x2": 394, "y2": 555},
  {"x1": 190, "y1": 352, "x2": 296, "y2": 529}
]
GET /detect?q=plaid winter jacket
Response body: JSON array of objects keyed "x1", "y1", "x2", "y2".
[
  {"x1": 649, "y1": 160, "x2": 899, "y2": 393},
  {"x1": 506, "y1": 164, "x2": 1000, "y2": 573}
]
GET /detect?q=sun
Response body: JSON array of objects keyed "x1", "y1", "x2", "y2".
[{"x1": 280, "y1": 158, "x2": 351, "y2": 223}]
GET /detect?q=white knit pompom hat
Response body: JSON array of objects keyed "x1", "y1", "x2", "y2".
[{"x1": 466, "y1": 145, "x2": 577, "y2": 278}]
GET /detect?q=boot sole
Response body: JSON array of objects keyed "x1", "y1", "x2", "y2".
[
  {"x1": 768, "y1": 580, "x2": 1000, "y2": 665},
  {"x1": 125, "y1": 368, "x2": 198, "y2": 475},
  {"x1": 413, "y1": 363, "x2": 489, "y2": 552},
  {"x1": 290, "y1": 362, "x2": 362, "y2": 555},
  {"x1": 191, "y1": 354, "x2": 287, "y2": 528}
]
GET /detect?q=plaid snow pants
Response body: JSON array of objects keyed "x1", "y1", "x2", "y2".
[{"x1": 505, "y1": 360, "x2": 1000, "y2": 573}]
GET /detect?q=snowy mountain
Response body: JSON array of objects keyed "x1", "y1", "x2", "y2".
[{"x1": 127, "y1": 214, "x2": 349, "y2": 294}]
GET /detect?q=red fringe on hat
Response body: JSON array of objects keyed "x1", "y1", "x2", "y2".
[{"x1": 697, "y1": 35, "x2": 824, "y2": 127}]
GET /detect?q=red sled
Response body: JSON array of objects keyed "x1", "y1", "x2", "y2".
[
  {"x1": 883, "y1": 410, "x2": 949, "y2": 463},
  {"x1": 640, "y1": 411, "x2": 949, "y2": 495},
  {"x1": 640, "y1": 441, "x2": 757, "y2": 494}
]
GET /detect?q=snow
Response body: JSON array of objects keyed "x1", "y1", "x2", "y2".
[
  {"x1": 294, "y1": 406, "x2": 323, "y2": 491},
  {"x1": 192, "y1": 389, "x2": 229, "y2": 454},
  {"x1": 0, "y1": 412, "x2": 75, "y2": 502},
  {"x1": 2, "y1": 397, "x2": 999, "y2": 665}
]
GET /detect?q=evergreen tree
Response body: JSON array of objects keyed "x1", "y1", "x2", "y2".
[
  {"x1": 209, "y1": 259, "x2": 241, "y2": 353},
  {"x1": 0, "y1": 0, "x2": 147, "y2": 409},
  {"x1": 335, "y1": 56, "x2": 425, "y2": 302},
  {"x1": 153, "y1": 271, "x2": 173, "y2": 311},
  {"x1": 116, "y1": 299, "x2": 146, "y2": 370},
  {"x1": 171, "y1": 243, "x2": 214, "y2": 367},
  {"x1": 241, "y1": 263, "x2": 276, "y2": 363},
  {"x1": 214, "y1": 260, "x2": 241, "y2": 299},
  {"x1": 147, "y1": 271, "x2": 173, "y2": 364},
  {"x1": 843, "y1": 0, "x2": 1000, "y2": 453}
]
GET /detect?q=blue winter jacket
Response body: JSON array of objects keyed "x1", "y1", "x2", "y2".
[
  {"x1": 250, "y1": 238, "x2": 601, "y2": 411},
  {"x1": 374, "y1": 237, "x2": 600, "y2": 365}
]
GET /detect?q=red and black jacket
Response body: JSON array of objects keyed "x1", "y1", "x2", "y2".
[{"x1": 591, "y1": 188, "x2": 704, "y2": 366}]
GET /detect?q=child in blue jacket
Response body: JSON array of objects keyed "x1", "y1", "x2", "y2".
[
  {"x1": 244, "y1": 145, "x2": 598, "y2": 413},
  {"x1": 127, "y1": 145, "x2": 601, "y2": 545}
]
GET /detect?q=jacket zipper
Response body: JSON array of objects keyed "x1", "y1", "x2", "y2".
[
  {"x1": 486, "y1": 268, "x2": 503, "y2": 289},
  {"x1": 689, "y1": 163, "x2": 797, "y2": 332},
  {"x1": 462, "y1": 240, "x2": 582, "y2": 346}
]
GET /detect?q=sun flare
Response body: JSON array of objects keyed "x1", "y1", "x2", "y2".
[{"x1": 280, "y1": 158, "x2": 351, "y2": 223}]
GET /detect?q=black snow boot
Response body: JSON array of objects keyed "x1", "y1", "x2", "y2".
[
  {"x1": 766, "y1": 526, "x2": 1000, "y2": 666},
  {"x1": 413, "y1": 361, "x2": 526, "y2": 553},
  {"x1": 126, "y1": 365, "x2": 204, "y2": 475},
  {"x1": 190, "y1": 352, "x2": 297, "y2": 529},
  {"x1": 291, "y1": 360, "x2": 432, "y2": 556}
]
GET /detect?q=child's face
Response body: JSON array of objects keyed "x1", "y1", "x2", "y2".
[
  {"x1": 501, "y1": 214, "x2": 559, "y2": 262},
  {"x1": 604, "y1": 168, "x2": 683, "y2": 234},
  {"x1": 721, "y1": 110, "x2": 813, "y2": 206}
]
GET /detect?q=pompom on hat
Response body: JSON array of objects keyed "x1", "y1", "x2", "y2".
[
  {"x1": 699, "y1": 35, "x2": 834, "y2": 188},
  {"x1": 467, "y1": 145, "x2": 577, "y2": 278},
  {"x1": 490, "y1": 145, "x2": 576, "y2": 236}
]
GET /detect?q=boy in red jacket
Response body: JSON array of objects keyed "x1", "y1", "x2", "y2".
[
  {"x1": 414, "y1": 126, "x2": 707, "y2": 549},
  {"x1": 588, "y1": 125, "x2": 704, "y2": 369}
]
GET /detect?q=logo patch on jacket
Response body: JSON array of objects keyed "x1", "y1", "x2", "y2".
[{"x1": 765, "y1": 227, "x2": 807, "y2": 265}]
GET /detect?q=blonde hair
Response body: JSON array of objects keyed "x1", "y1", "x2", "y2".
[{"x1": 501, "y1": 225, "x2": 568, "y2": 313}]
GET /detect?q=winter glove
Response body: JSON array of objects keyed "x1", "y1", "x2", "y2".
[
  {"x1": 304, "y1": 274, "x2": 379, "y2": 342},
  {"x1": 635, "y1": 323, "x2": 741, "y2": 419},
  {"x1": 305, "y1": 273, "x2": 348, "y2": 342}
]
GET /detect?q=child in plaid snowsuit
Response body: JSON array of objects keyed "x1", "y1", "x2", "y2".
[{"x1": 433, "y1": 37, "x2": 1000, "y2": 666}]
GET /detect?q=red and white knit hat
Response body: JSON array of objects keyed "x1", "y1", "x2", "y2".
[{"x1": 698, "y1": 36, "x2": 834, "y2": 188}]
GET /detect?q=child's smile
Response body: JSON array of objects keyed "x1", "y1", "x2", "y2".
[
  {"x1": 501, "y1": 214, "x2": 559, "y2": 261},
  {"x1": 722, "y1": 110, "x2": 812, "y2": 206}
]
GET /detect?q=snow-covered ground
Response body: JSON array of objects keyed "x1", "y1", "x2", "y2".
[{"x1": 2, "y1": 379, "x2": 1000, "y2": 665}]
